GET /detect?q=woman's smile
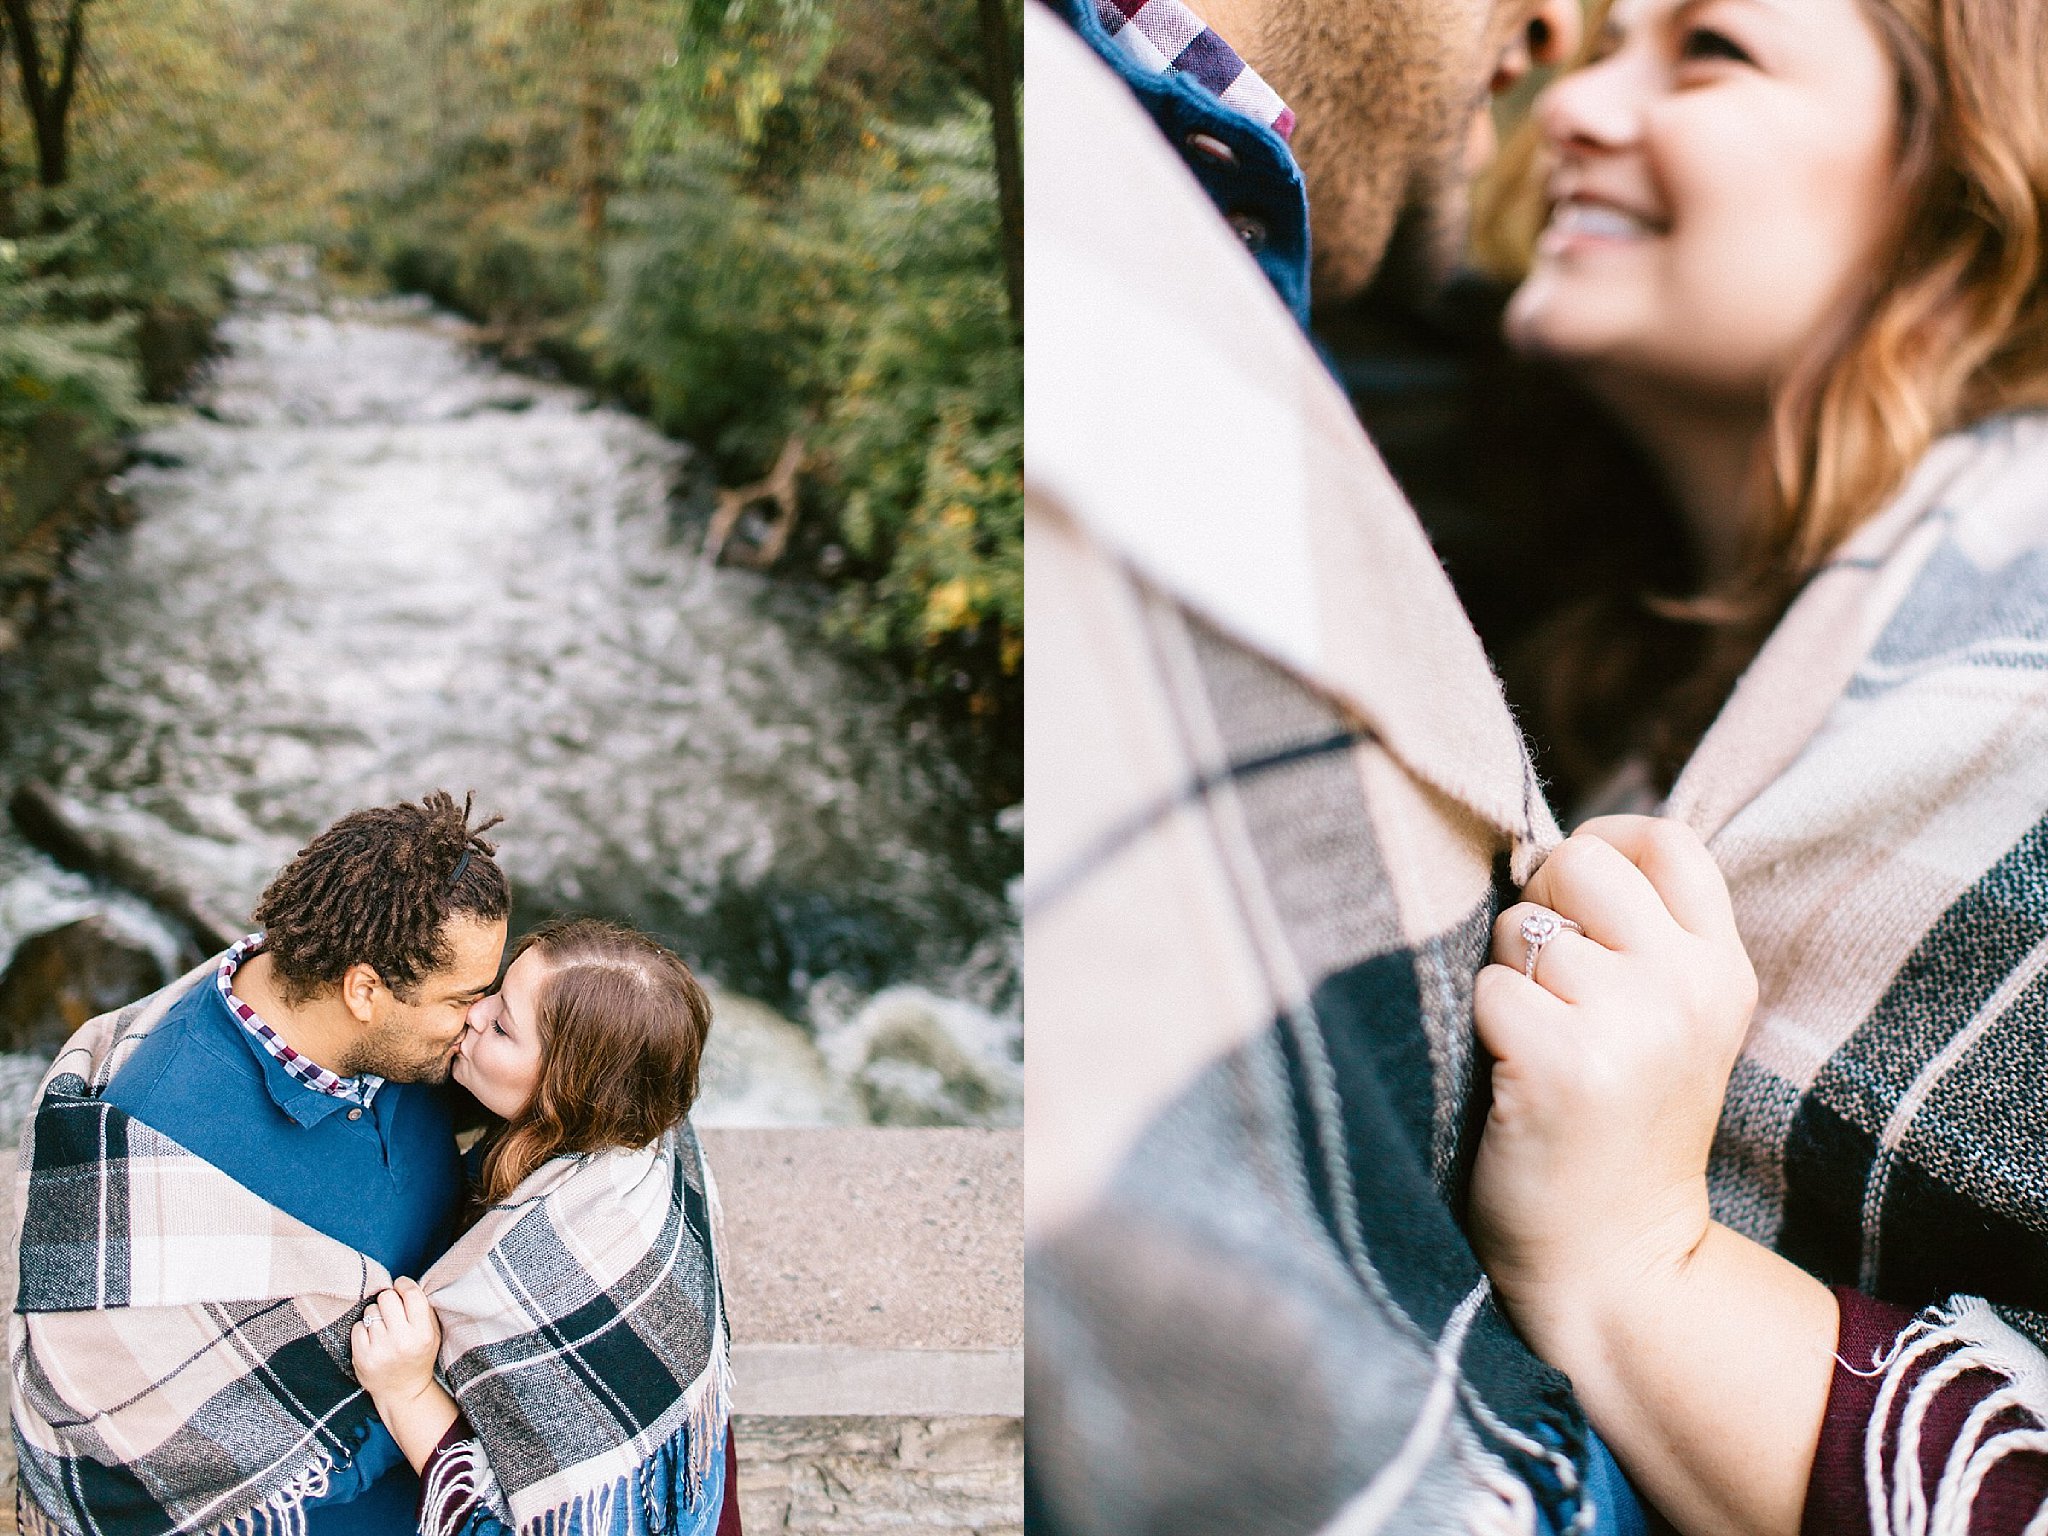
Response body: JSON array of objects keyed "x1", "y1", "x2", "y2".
[
  {"x1": 1507, "y1": 0, "x2": 1898, "y2": 401},
  {"x1": 1536, "y1": 193, "x2": 1670, "y2": 256}
]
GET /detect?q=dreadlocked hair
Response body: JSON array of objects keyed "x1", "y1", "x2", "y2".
[{"x1": 252, "y1": 790, "x2": 509, "y2": 1005}]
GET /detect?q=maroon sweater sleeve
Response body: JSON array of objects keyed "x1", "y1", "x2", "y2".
[
  {"x1": 417, "y1": 1411, "x2": 484, "y2": 1531},
  {"x1": 1803, "y1": 1287, "x2": 2048, "y2": 1535}
]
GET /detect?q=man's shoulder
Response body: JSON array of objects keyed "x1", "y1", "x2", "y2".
[
  {"x1": 103, "y1": 979, "x2": 256, "y2": 1114},
  {"x1": 1032, "y1": 0, "x2": 1310, "y2": 321}
]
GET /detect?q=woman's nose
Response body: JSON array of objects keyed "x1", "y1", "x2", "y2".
[{"x1": 1536, "y1": 48, "x2": 1645, "y2": 154}]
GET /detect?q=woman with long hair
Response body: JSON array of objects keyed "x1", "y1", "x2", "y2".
[
  {"x1": 349, "y1": 918, "x2": 736, "y2": 1536},
  {"x1": 1449, "y1": 0, "x2": 2048, "y2": 1531}
]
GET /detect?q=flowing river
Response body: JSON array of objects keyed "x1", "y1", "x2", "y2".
[{"x1": 0, "y1": 255, "x2": 1020, "y2": 1134}]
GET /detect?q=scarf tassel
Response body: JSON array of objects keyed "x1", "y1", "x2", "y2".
[
  {"x1": 1857, "y1": 1296, "x2": 2048, "y2": 1536},
  {"x1": 19, "y1": 1450, "x2": 338, "y2": 1536}
]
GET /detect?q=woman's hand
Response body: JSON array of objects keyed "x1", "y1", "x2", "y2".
[
  {"x1": 349, "y1": 1277, "x2": 460, "y2": 1474},
  {"x1": 1469, "y1": 814, "x2": 1757, "y2": 1347},
  {"x1": 1467, "y1": 815, "x2": 1838, "y2": 1536},
  {"x1": 350, "y1": 1277, "x2": 442, "y2": 1403}
]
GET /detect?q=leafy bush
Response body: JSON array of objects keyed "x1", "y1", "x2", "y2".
[
  {"x1": 0, "y1": 157, "x2": 226, "y2": 554},
  {"x1": 601, "y1": 106, "x2": 1019, "y2": 744},
  {"x1": 812, "y1": 117, "x2": 1020, "y2": 675},
  {"x1": 0, "y1": 245, "x2": 144, "y2": 443}
]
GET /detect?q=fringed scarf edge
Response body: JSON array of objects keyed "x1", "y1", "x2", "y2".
[
  {"x1": 17, "y1": 1445, "x2": 344, "y2": 1536},
  {"x1": 422, "y1": 1320, "x2": 733, "y2": 1536},
  {"x1": 1852, "y1": 1295, "x2": 2048, "y2": 1536}
]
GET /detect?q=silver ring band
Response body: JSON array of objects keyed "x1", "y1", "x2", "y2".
[{"x1": 1520, "y1": 909, "x2": 1583, "y2": 981}]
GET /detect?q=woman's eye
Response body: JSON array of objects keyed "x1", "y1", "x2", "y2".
[
  {"x1": 1679, "y1": 27, "x2": 1752, "y2": 64},
  {"x1": 492, "y1": 1020, "x2": 508, "y2": 1037}
]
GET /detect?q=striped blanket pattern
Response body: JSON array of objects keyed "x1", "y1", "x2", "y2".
[
  {"x1": 1677, "y1": 412, "x2": 2048, "y2": 1527},
  {"x1": 9, "y1": 962, "x2": 728, "y2": 1536},
  {"x1": 419, "y1": 1125, "x2": 730, "y2": 1536},
  {"x1": 1027, "y1": 4, "x2": 2048, "y2": 1530},
  {"x1": 10, "y1": 959, "x2": 386, "y2": 1536},
  {"x1": 1026, "y1": 11, "x2": 1590, "y2": 1532}
]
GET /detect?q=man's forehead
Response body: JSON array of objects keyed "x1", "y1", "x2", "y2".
[{"x1": 434, "y1": 915, "x2": 508, "y2": 994}]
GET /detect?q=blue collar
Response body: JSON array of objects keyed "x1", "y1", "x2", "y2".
[
  {"x1": 1051, "y1": 0, "x2": 1312, "y2": 324},
  {"x1": 202, "y1": 981, "x2": 374, "y2": 1129}
]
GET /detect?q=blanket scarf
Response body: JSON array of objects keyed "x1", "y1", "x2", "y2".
[
  {"x1": 417, "y1": 1124, "x2": 730, "y2": 1536},
  {"x1": 1678, "y1": 411, "x2": 2048, "y2": 1536},
  {"x1": 1026, "y1": 5, "x2": 2048, "y2": 1531},
  {"x1": 1027, "y1": 11, "x2": 1587, "y2": 1534},
  {"x1": 9, "y1": 962, "x2": 729, "y2": 1536}
]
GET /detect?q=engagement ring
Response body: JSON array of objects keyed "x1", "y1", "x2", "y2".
[{"x1": 1520, "y1": 910, "x2": 1582, "y2": 981}]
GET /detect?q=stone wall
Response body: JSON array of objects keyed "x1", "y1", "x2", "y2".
[
  {"x1": 732, "y1": 1417, "x2": 1021, "y2": 1536},
  {"x1": 0, "y1": 1127, "x2": 1022, "y2": 1535},
  {"x1": 709, "y1": 1128, "x2": 1023, "y2": 1535}
]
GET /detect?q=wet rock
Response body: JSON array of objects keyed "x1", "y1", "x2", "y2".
[
  {"x1": 696, "y1": 990, "x2": 862, "y2": 1128},
  {"x1": 823, "y1": 988, "x2": 1023, "y2": 1129},
  {"x1": 0, "y1": 918, "x2": 168, "y2": 1058},
  {"x1": 8, "y1": 780, "x2": 243, "y2": 957}
]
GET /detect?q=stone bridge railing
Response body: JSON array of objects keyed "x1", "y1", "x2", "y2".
[{"x1": 0, "y1": 1127, "x2": 1023, "y2": 1536}]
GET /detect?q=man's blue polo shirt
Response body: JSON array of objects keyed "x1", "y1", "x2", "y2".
[
  {"x1": 1051, "y1": 0, "x2": 1311, "y2": 324},
  {"x1": 103, "y1": 975, "x2": 466, "y2": 1536}
]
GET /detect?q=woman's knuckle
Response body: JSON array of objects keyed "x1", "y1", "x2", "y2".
[
  {"x1": 1645, "y1": 817, "x2": 1692, "y2": 854},
  {"x1": 1549, "y1": 836, "x2": 1591, "y2": 876}
]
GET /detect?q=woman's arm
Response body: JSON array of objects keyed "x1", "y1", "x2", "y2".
[
  {"x1": 1470, "y1": 817, "x2": 1836, "y2": 1536},
  {"x1": 1516, "y1": 1219, "x2": 1837, "y2": 1535},
  {"x1": 350, "y1": 1277, "x2": 461, "y2": 1474}
]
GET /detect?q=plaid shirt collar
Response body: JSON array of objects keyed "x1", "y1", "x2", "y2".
[
  {"x1": 218, "y1": 934, "x2": 383, "y2": 1108},
  {"x1": 1092, "y1": 0, "x2": 1295, "y2": 141}
]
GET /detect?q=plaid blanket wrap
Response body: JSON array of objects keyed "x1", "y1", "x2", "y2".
[
  {"x1": 1027, "y1": 10, "x2": 1587, "y2": 1534},
  {"x1": 10, "y1": 959, "x2": 390, "y2": 1536},
  {"x1": 1027, "y1": 4, "x2": 2048, "y2": 1530},
  {"x1": 416, "y1": 1124, "x2": 730, "y2": 1536},
  {"x1": 1674, "y1": 410, "x2": 2048, "y2": 1531},
  {"x1": 9, "y1": 963, "x2": 730, "y2": 1536}
]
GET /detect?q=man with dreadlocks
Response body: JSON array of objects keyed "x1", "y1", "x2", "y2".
[{"x1": 10, "y1": 790, "x2": 510, "y2": 1536}]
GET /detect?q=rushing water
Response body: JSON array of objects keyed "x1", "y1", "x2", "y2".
[{"x1": 0, "y1": 255, "x2": 1020, "y2": 1130}]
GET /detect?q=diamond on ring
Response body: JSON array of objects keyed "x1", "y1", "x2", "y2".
[{"x1": 1520, "y1": 910, "x2": 1582, "y2": 980}]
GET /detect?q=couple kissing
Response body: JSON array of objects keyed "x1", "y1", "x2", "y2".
[{"x1": 10, "y1": 790, "x2": 738, "y2": 1536}]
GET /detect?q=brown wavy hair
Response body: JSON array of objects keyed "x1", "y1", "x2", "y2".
[
  {"x1": 1476, "y1": 0, "x2": 2048, "y2": 797},
  {"x1": 472, "y1": 918, "x2": 714, "y2": 1214}
]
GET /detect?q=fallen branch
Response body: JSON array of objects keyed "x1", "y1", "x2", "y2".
[{"x1": 705, "y1": 433, "x2": 805, "y2": 569}]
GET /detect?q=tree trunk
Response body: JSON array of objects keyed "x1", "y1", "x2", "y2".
[
  {"x1": 0, "y1": 11, "x2": 15, "y2": 233},
  {"x1": 572, "y1": 0, "x2": 610, "y2": 278},
  {"x1": 974, "y1": 0, "x2": 1022, "y2": 337},
  {"x1": 1, "y1": 0, "x2": 90, "y2": 192}
]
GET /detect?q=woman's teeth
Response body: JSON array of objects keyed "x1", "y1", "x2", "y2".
[{"x1": 1551, "y1": 201, "x2": 1658, "y2": 239}]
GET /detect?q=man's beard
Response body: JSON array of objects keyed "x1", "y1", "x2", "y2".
[
  {"x1": 1371, "y1": 130, "x2": 1479, "y2": 303},
  {"x1": 341, "y1": 1018, "x2": 458, "y2": 1084}
]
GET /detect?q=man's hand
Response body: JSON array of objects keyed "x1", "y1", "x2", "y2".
[
  {"x1": 350, "y1": 1277, "x2": 442, "y2": 1402},
  {"x1": 1468, "y1": 815, "x2": 1757, "y2": 1345}
]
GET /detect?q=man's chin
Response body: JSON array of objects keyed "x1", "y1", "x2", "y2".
[
  {"x1": 371, "y1": 1054, "x2": 457, "y2": 1087},
  {"x1": 1370, "y1": 190, "x2": 1472, "y2": 307}
]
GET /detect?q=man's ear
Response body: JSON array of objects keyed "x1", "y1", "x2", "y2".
[
  {"x1": 340, "y1": 962, "x2": 384, "y2": 1025},
  {"x1": 1527, "y1": 0, "x2": 1583, "y2": 69},
  {"x1": 1491, "y1": 0, "x2": 1584, "y2": 96}
]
